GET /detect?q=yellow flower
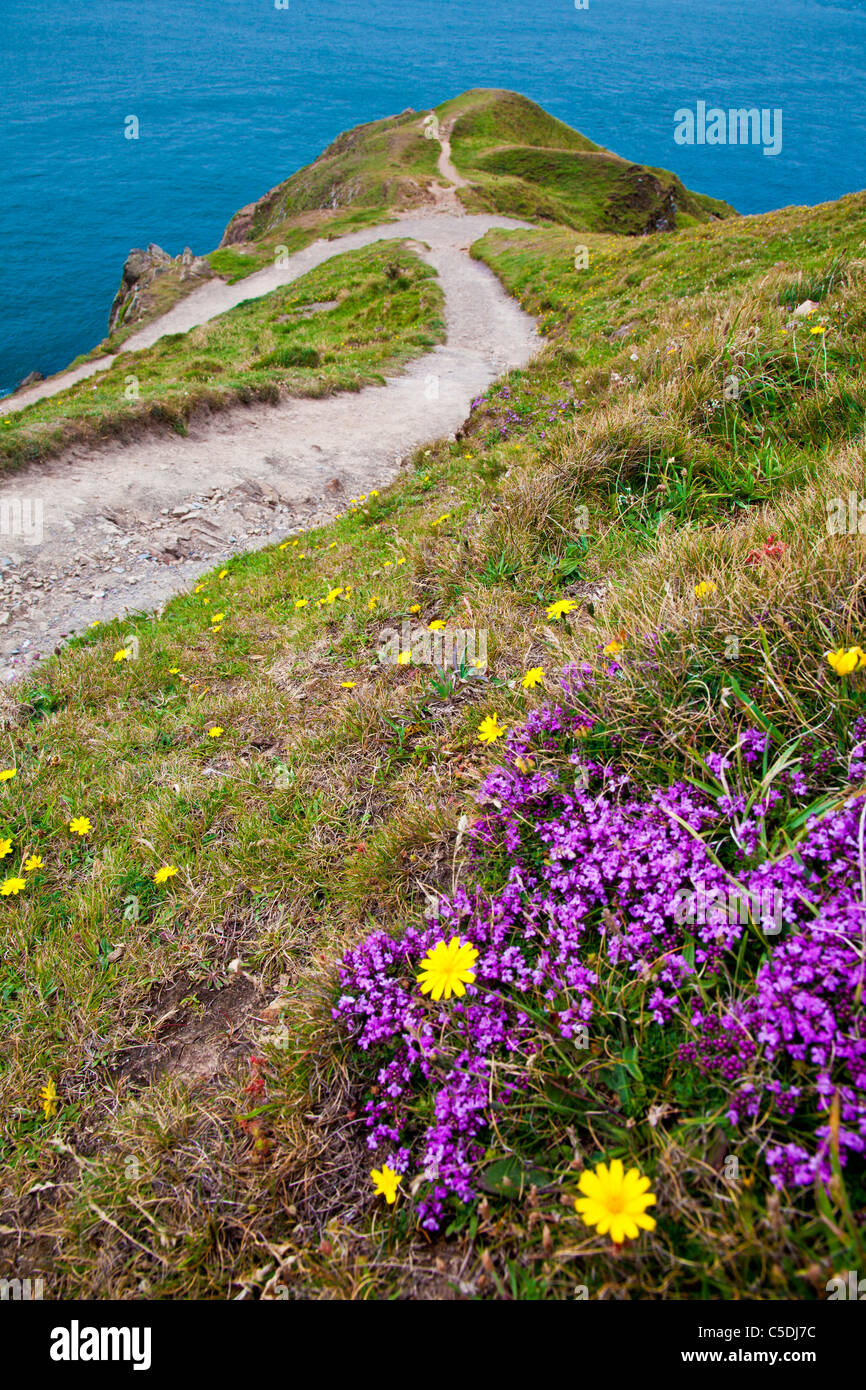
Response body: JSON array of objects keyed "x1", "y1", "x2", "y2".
[
  {"x1": 369, "y1": 490, "x2": 379, "y2": 498},
  {"x1": 218, "y1": 569, "x2": 228, "y2": 578},
  {"x1": 431, "y1": 514, "x2": 450, "y2": 527},
  {"x1": 0, "y1": 838, "x2": 11, "y2": 858},
  {"x1": 603, "y1": 640, "x2": 624, "y2": 657},
  {"x1": 168, "y1": 666, "x2": 180, "y2": 674},
  {"x1": 194, "y1": 583, "x2": 206, "y2": 593},
  {"x1": 278, "y1": 542, "x2": 290, "y2": 551},
  {"x1": 368, "y1": 596, "x2": 378, "y2": 611},
  {"x1": 211, "y1": 612, "x2": 225, "y2": 623},
  {"x1": 69, "y1": 816, "x2": 92, "y2": 836},
  {"x1": 340, "y1": 681, "x2": 356, "y2": 689},
  {"x1": 477, "y1": 713, "x2": 505, "y2": 745},
  {"x1": 417, "y1": 936, "x2": 479, "y2": 1001},
  {"x1": 826, "y1": 646, "x2": 866, "y2": 677},
  {"x1": 39, "y1": 1079, "x2": 59, "y2": 1120},
  {"x1": 546, "y1": 598, "x2": 578, "y2": 620},
  {"x1": 113, "y1": 648, "x2": 131, "y2": 662},
  {"x1": 154, "y1": 865, "x2": 178, "y2": 885},
  {"x1": 294, "y1": 598, "x2": 308, "y2": 609},
  {"x1": 522, "y1": 668, "x2": 544, "y2": 688},
  {"x1": 428, "y1": 620, "x2": 446, "y2": 631},
  {"x1": 810, "y1": 325, "x2": 825, "y2": 335},
  {"x1": 90, "y1": 620, "x2": 101, "y2": 628},
  {"x1": 397, "y1": 650, "x2": 411, "y2": 666},
  {"x1": 324, "y1": 587, "x2": 344, "y2": 605},
  {"x1": 396, "y1": 557, "x2": 406, "y2": 566},
  {"x1": 24, "y1": 855, "x2": 43, "y2": 872},
  {"x1": 207, "y1": 726, "x2": 224, "y2": 739},
  {"x1": 574, "y1": 1159, "x2": 657, "y2": 1244},
  {"x1": 409, "y1": 604, "x2": 421, "y2": 614},
  {"x1": 371, "y1": 1166, "x2": 402, "y2": 1204},
  {"x1": 694, "y1": 581, "x2": 718, "y2": 600},
  {"x1": 328, "y1": 541, "x2": 337, "y2": 549},
  {"x1": 0, "y1": 768, "x2": 16, "y2": 781},
  {"x1": 1, "y1": 876, "x2": 26, "y2": 896}
]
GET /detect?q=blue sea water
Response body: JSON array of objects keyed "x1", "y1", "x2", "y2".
[{"x1": 1, "y1": 0, "x2": 864, "y2": 396}]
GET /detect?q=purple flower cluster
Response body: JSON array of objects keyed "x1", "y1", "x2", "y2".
[{"x1": 333, "y1": 685, "x2": 866, "y2": 1226}]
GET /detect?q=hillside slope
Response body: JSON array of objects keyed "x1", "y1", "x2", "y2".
[{"x1": 0, "y1": 173, "x2": 864, "y2": 1298}]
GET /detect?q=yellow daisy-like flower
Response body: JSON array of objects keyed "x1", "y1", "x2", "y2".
[
  {"x1": 39, "y1": 1079, "x2": 59, "y2": 1120},
  {"x1": 328, "y1": 541, "x2": 337, "y2": 549},
  {"x1": 431, "y1": 513, "x2": 450, "y2": 527},
  {"x1": 397, "y1": 650, "x2": 411, "y2": 666},
  {"x1": 1, "y1": 876, "x2": 26, "y2": 896},
  {"x1": 826, "y1": 646, "x2": 866, "y2": 677},
  {"x1": 113, "y1": 648, "x2": 131, "y2": 662},
  {"x1": 278, "y1": 542, "x2": 290, "y2": 551},
  {"x1": 324, "y1": 587, "x2": 344, "y2": 605},
  {"x1": 340, "y1": 681, "x2": 356, "y2": 689},
  {"x1": 168, "y1": 666, "x2": 180, "y2": 674},
  {"x1": 396, "y1": 557, "x2": 406, "y2": 566},
  {"x1": 194, "y1": 583, "x2": 206, "y2": 593},
  {"x1": 369, "y1": 1165, "x2": 402, "y2": 1204},
  {"x1": 417, "y1": 935, "x2": 479, "y2": 1001},
  {"x1": 211, "y1": 612, "x2": 225, "y2": 623},
  {"x1": 207, "y1": 726, "x2": 224, "y2": 739},
  {"x1": 810, "y1": 325, "x2": 825, "y2": 335},
  {"x1": 522, "y1": 668, "x2": 544, "y2": 689},
  {"x1": 218, "y1": 569, "x2": 228, "y2": 578},
  {"x1": 694, "y1": 581, "x2": 718, "y2": 600},
  {"x1": 0, "y1": 768, "x2": 16, "y2": 781},
  {"x1": 368, "y1": 596, "x2": 378, "y2": 611},
  {"x1": 369, "y1": 490, "x2": 379, "y2": 498},
  {"x1": 69, "y1": 816, "x2": 92, "y2": 836},
  {"x1": 409, "y1": 604, "x2": 421, "y2": 614},
  {"x1": 294, "y1": 598, "x2": 308, "y2": 609},
  {"x1": 153, "y1": 864, "x2": 178, "y2": 885},
  {"x1": 90, "y1": 620, "x2": 101, "y2": 628},
  {"x1": 477, "y1": 713, "x2": 505, "y2": 745},
  {"x1": 0, "y1": 838, "x2": 12, "y2": 858},
  {"x1": 24, "y1": 855, "x2": 43, "y2": 872},
  {"x1": 603, "y1": 640, "x2": 623, "y2": 657},
  {"x1": 546, "y1": 598, "x2": 578, "y2": 620},
  {"x1": 428, "y1": 619, "x2": 446, "y2": 631},
  {"x1": 574, "y1": 1159, "x2": 657, "y2": 1243}
]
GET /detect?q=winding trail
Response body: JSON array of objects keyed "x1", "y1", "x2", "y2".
[{"x1": 0, "y1": 141, "x2": 538, "y2": 681}]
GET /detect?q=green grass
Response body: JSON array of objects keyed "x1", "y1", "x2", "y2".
[
  {"x1": 436, "y1": 89, "x2": 736, "y2": 231},
  {"x1": 0, "y1": 242, "x2": 444, "y2": 471},
  {"x1": 1, "y1": 116, "x2": 865, "y2": 1302}
]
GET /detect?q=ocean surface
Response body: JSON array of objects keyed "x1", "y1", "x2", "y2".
[{"x1": 1, "y1": 0, "x2": 865, "y2": 396}]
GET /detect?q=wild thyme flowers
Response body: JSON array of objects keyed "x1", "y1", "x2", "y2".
[{"x1": 333, "y1": 678, "x2": 866, "y2": 1230}]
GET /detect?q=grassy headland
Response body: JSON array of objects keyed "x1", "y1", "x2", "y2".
[{"x1": 0, "y1": 95, "x2": 864, "y2": 1301}]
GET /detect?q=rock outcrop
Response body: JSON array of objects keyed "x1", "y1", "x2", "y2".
[{"x1": 108, "y1": 242, "x2": 212, "y2": 335}]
